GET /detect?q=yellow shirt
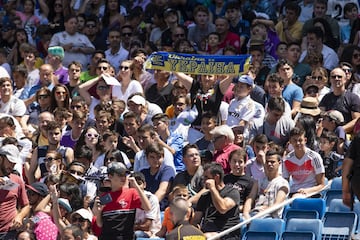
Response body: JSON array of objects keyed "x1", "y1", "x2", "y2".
[{"x1": 275, "y1": 21, "x2": 303, "y2": 43}]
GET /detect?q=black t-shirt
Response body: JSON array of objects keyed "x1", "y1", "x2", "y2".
[
  {"x1": 347, "y1": 133, "x2": 360, "y2": 174},
  {"x1": 166, "y1": 222, "x2": 205, "y2": 240},
  {"x1": 172, "y1": 167, "x2": 204, "y2": 195},
  {"x1": 319, "y1": 91, "x2": 360, "y2": 124},
  {"x1": 145, "y1": 83, "x2": 173, "y2": 112},
  {"x1": 224, "y1": 174, "x2": 254, "y2": 206},
  {"x1": 190, "y1": 80, "x2": 224, "y2": 126},
  {"x1": 196, "y1": 185, "x2": 240, "y2": 238}
]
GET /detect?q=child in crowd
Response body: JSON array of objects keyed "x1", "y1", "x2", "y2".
[
  {"x1": 155, "y1": 185, "x2": 190, "y2": 238},
  {"x1": 224, "y1": 149, "x2": 254, "y2": 212},
  {"x1": 246, "y1": 134, "x2": 269, "y2": 183},
  {"x1": 276, "y1": 42, "x2": 287, "y2": 60},
  {"x1": 226, "y1": 75, "x2": 257, "y2": 140},
  {"x1": 206, "y1": 32, "x2": 223, "y2": 55},
  {"x1": 60, "y1": 111, "x2": 87, "y2": 148},
  {"x1": 250, "y1": 20, "x2": 280, "y2": 59},
  {"x1": 12, "y1": 65, "x2": 28, "y2": 98},
  {"x1": 319, "y1": 131, "x2": 344, "y2": 179},
  {"x1": 53, "y1": 107, "x2": 72, "y2": 136},
  {"x1": 320, "y1": 110, "x2": 346, "y2": 154},
  {"x1": 225, "y1": 1, "x2": 250, "y2": 53},
  {"x1": 195, "y1": 112, "x2": 216, "y2": 161}
]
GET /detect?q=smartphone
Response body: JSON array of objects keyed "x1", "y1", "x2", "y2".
[{"x1": 99, "y1": 193, "x2": 112, "y2": 205}]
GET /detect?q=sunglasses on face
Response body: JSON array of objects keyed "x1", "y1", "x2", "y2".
[
  {"x1": 97, "y1": 66, "x2": 108, "y2": 71},
  {"x1": 45, "y1": 157, "x2": 59, "y2": 162},
  {"x1": 106, "y1": 157, "x2": 116, "y2": 162},
  {"x1": 311, "y1": 76, "x2": 323, "y2": 81},
  {"x1": 71, "y1": 216, "x2": 86, "y2": 223},
  {"x1": 120, "y1": 66, "x2": 129, "y2": 71},
  {"x1": 86, "y1": 133, "x2": 99, "y2": 139},
  {"x1": 70, "y1": 105, "x2": 82, "y2": 110},
  {"x1": 342, "y1": 68, "x2": 352, "y2": 73},
  {"x1": 330, "y1": 75, "x2": 343, "y2": 79},
  {"x1": 122, "y1": 32, "x2": 132, "y2": 37}
]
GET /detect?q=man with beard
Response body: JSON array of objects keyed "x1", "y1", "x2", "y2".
[
  {"x1": 320, "y1": 68, "x2": 360, "y2": 133},
  {"x1": 0, "y1": 144, "x2": 30, "y2": 239},
  {"x1": 49, "y1": 15, "x2": 95, "y2": 68}
]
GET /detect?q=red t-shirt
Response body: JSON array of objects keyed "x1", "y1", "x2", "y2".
[
  {"x1": 219, "y1": 32, "x2": 241, "y2": 53},
  {"x1": 0, "y1": 174, "x2": 29, "y2": 232},
  {"x1": 93, "y1": 188, "x2": 142, "y2": 238}
]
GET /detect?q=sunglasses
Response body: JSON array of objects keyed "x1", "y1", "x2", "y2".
[
  {"x1": 106, "y1": 157, "x2": 116, "y2": 162},
  {"x1": 38, "y1": 94, "x2": 49, "y2": 100},
  {"x1": 86, "y1": 133, "x2": 99, "y2": 139},
  {"x1": 330, "y1": 75, "x2": 343, "y2": 79},
  {"x1": 97, "y1": 85, "x2": 109, "y2": 90},
  {"x1": 122, "y1": 32, "x2": 132, "y2": 37},
  {"x1": 342, "y1": 68, "x2": 352, "y2": 73},
  {"x1": 86, "y1": 24, "x2": 96, "y2": 28},
  {"x1": 120, "y1": 66, "x2": 129, "y2": 71},
  {"x1": 69, "y1": 170, "x2": 84, "y2": 175},
  {"x1": 311, "y1": 76, "x2": 323, "y2": 81},
  {"x1": 70, "y1": 105, "x2": 82, "y2": 110},
  {"x1": 175, "y1": 33, "x2": 185, "y2": 37},
  {"x1": 97, "y1": 66, "x2": 108, "y2": 71},
  {"x1": 70, "y1": 68, "x2": 81, "y2": 72},
  {"x1": 71, "y1": 216, "x2": 86, "y2": 223},
  {"x1": 45, "y1": 157, "x2": 59, "y2": 162}
]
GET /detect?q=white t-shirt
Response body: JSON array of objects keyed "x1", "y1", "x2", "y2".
[
  {"x1": 135, "y1": 190, "x2": 161, "y2": 235},
  {"x1": 0, "y1": 96, "x2": 26, "y2": 117},
  {"x1": 227, "y1": 95, "x2": 256, "y2": 127},
  {"x1": 255, "y1": 175, "x2": 290, "y2": 218},
  {"x1": 283, "y1": 148, "x2": 325, "y2": 193},
  {"x1": 49, "y1": 31, "x2": 95, "y2": 68},
  {"x1": 112, "y1": 80, "x2": 143, "y2": 102}
]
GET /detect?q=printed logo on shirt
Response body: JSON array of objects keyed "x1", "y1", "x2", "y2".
[
  {"x1": 284, "y1": 160, "x2": 313, "y2": 182},
  {"x1": 118, "y1": 199, "x2": 128, "y2": 208}
]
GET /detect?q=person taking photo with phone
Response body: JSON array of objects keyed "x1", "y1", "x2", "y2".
[{"x1": 92, "y1": 162, "x2": 151, "y2": 239}]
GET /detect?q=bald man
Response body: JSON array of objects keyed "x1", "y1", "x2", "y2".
[
  {"x1": 319, "y1": 67, "x2": 360, "y2": 133},
  {"x1": 166, "y1": 198, "x2": 205, "y2": 240}
]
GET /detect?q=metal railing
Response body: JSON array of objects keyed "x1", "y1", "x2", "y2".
[{"x1": 207, "y1": 180, "x2": 333, "y2": 240}]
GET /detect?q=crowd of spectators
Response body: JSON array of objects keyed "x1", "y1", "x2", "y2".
[{"x1": 1, "y1": 0, "x2": 360, "y2": 239}]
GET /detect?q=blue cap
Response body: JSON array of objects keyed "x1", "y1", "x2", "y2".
[{"x1": 235, "y1": 75, "x2": 253, "y2": 86}]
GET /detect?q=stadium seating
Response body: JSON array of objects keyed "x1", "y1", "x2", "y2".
[
  {"x1": 290, "y1": 198, "x2": 326, "y2": 219},
  {"x1": 285, "y1": 219, "x2": 323, "y2": 240}
]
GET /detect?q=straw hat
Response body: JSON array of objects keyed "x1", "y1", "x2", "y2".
[{"x1": 299, "y1": 97, "x2": 321, "y2": 116}]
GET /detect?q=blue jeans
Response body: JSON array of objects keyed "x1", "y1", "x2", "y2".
[{"x1": 134, "y1": 230, "x2": 150, "y2": 239}]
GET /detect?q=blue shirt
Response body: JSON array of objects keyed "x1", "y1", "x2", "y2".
[{"x1": 282, "y1": 83, "x2": 303, "y2": 108}]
